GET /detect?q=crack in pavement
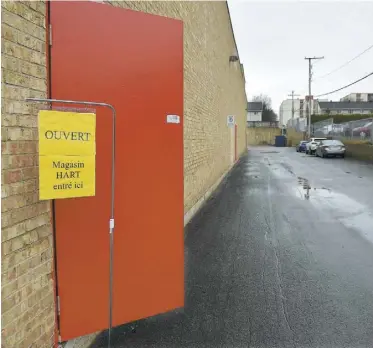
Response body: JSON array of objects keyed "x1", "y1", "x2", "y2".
[{"x1": 267, "y1": 173, "x2": 297, "y2": 348}]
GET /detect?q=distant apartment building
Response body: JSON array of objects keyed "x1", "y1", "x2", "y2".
[
  {"x1": 340, "y1": 93, "x2": 373, "y2": 102},
  {"x1": 316, "y1": 101, "x2": 373, "y2": 115},
  {"x1": 247, "y1": 102, "x2": 263, "y2": 122},
  {"x1": 279, "y1": 98, "x2": 322, "y2": 126}
]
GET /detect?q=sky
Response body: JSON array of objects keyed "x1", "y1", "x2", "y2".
[{"x1": 228, "y1": 1, "x2": 373, "y2": 114}]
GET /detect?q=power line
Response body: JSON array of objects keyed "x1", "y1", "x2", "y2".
[
  {"x1": 288, "y1": 90, "x2": 300, "y2": 120},
  {"x1": 315, "y1": 71, "x2": 373, "y2": 97},
  {"x1": 316, "y1": 44, "x2": 373, "y2": 80}
]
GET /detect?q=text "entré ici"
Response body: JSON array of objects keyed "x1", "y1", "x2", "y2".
[{"x1": 44, "y1": 130, "x2": 92, "y2": 141}]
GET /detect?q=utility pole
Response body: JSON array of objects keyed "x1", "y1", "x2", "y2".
[
  {"x1": 305, "y1": 56, "x2": 324, "y2": 137},
  {"x1": 288, "y1": 90, "x2": 300, "y2": 120}
]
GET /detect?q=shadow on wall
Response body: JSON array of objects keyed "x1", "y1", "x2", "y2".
[{"x1": 246, "y1": 127, "x2": 281, "y2": 146}]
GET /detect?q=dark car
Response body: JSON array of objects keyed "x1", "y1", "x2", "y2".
[
  {"x1": 296, "y1": 141, "x2": 308, "y2": 152},
  {"x1": 352, "y1": 121, "x2": 372, "y2": 138}
]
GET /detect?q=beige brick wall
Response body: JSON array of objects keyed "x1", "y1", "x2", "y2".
[
  {"x1": 1, "y1": 1, "x2": 55, "y2": 348},
  {"x1": 1, "y1": 1, "x2": 247, "y2": 347},
  {"x1": 246, "y1": 127, "x2": 282, "y2": 146},
  {"x1": 286, "y1": 128, "x2": 305, "y2": 147}
]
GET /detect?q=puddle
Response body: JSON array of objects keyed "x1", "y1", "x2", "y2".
[
  {"x1": 295, "y1": 175, "x2": 335, "y2": 200},
  {"x1": 297, "y1": 177, "x2": 312, "y2": 198},
  {"x1": 340, "y1": 212, "x2": 373, "y2": 244},
  {"x1": 281, "y1": 162, "x2": 295, "y2": 176},
  {"x1": 292, "y1": 182, "x2": 373, "y2": 244},
  {"x1": 297, "y1": 176, "x2": 310, "y2": 189},
  {"x1": 260, "y1": 151, "x2": 279, "y2": 154}
]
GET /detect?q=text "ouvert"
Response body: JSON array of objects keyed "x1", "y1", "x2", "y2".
[{"x1": 44, "y1": 131, "x2": 92, "y2": 141}]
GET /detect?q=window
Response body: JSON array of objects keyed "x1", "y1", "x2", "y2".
[{"x1": 321, "y1": 140, "x2": 343, "y2": 146}]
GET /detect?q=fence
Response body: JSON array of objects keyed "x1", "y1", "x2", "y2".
[
  {"x1": 247, "y1": 121, "x2": 279, "y2": 128},
  {"x1": 286, "y1": 117, "x2": 307, "y2": 132},
  {"x1": 312, "y1": 117, "x2": 373, "y2": 143}
]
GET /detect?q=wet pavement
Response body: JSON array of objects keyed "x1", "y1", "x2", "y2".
[{"x1": 92, "y1": 147, "x2": 373, "y2": 348}]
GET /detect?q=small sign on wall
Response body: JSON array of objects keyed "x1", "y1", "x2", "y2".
[
  {"x1": 227, "y1": 115, "x2": 235, "y2": 128},
  {"x1": 166, "y1": 114, "x2": 180, "y2": 124},
  {"x1": 38, "y1": 110, "x2": 96, "y2": 200}
]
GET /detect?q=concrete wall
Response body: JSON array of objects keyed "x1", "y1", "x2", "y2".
[
  {"x1": 344, "y1": 141, "x2": 373, "y2": 162},
  {"x1": 286, "y1": 128, "x2": 305, "y2": 147},
  {"x1": 246, "y1": 127, "x2": 281, "y2": 146},
  {"x1": 1, "y1": 1, "x2": 247, "y2": 347}
]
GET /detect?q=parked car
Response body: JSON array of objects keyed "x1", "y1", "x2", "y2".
[
  {"x1": 306, "y1": 137, "x2": 327, "y2": 155},
  {"x1": 296, "y1": 141, "x2": 308, "y2": 152},
  {"x1": 352, "y1": 121, "x2": 372, "y2": 138},
  {"x1": 315, "y1": 139, "x2": 346, "y2": 158}
]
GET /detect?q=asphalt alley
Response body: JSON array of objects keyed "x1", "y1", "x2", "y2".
[{"x1": 92, "y1": 147, "x2": 373, "y2": 348}]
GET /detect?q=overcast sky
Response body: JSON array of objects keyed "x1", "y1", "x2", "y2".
[{"x1": 228, "y1": 1, "x2": 373, "y2": 114}]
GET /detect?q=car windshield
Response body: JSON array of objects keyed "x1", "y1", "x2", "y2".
[{"x1": 321, "y1": 140, "x2": 343, "y2": 146}]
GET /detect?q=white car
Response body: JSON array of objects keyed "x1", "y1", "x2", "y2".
[{"x1": 306, "y1": 137, "x2": 327, "y2": 155}]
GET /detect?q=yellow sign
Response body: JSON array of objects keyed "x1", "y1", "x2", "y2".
[{"x1": 38, "y1": 110, "x2": 96, "y2": 200}]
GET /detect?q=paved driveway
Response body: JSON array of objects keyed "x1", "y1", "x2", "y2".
[{"x1": 92, "y1": 147, "x2": 373, "y2": 348}]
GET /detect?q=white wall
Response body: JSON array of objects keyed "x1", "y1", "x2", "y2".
[
  {"x1": 247, "y1": 111, "x2": 262, "y2": 121},
  {"x1": 340, "y1": 93, "x2": 372, "y2": 102},
  {"x1": 279, "y1": 99, "x2": 303, "y2": 126},
  {"x1": 327, "y1": 109, "x2": 372, "y2": 115}
]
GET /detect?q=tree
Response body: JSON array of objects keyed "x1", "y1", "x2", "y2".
[
  {"x1": 252, "y1": 94, "x2": 278, "y2": 122},
  {"x1": 252, "y1": 94, "x2": 272, "y2": 109}
]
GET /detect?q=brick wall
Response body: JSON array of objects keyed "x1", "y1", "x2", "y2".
[
  {"x1": 1, "y1": 1, "x2": 55, "y2": 348},
  {"x1": 286, "y1": 128, "x2": 305, "y2": 147},
  {"x1": 246, "y1": 127, "x2": 282, "y2": 146},
  {"x1": 1, "y1": 1, "x2": 247, "y2": 347}
]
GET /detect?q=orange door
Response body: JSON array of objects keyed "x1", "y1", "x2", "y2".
[
  {"x1": 235, "y1": 124, "x2": 238, "y2": 161},
  {"x1": 50, "y1": 1, "x2": 184, "y2": 341}
]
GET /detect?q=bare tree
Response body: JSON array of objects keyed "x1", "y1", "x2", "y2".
[
  {"x1": 252, "y1": 94, "x2": 278, "y2": 122},
  {"x1": 252, "y1": 94, "x2": 272, "y2": 109}
]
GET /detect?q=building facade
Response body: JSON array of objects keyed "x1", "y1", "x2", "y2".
[
  {"x1": 317, "y1": 101, "x2": 373, "y2": 115},
  {"x1": 1, "y1": 1, "x2": 247, "y2": 347},
  {"x1": 279, "y1": 99, "x2": 302, "y2": 127},
  {"x1": 279, "y1": 98, "x2": 319, "y2": 127},
  {"x1": 247, "y1": 102, "x2": 263, "y2": 122},
  {"x1": 340, "y1": 93, "x2": 373, "y2": 102}
]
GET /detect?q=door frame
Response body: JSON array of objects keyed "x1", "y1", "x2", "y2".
[{"x1": 45, "y1": 2, "x2": 62, "y2": 346}]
